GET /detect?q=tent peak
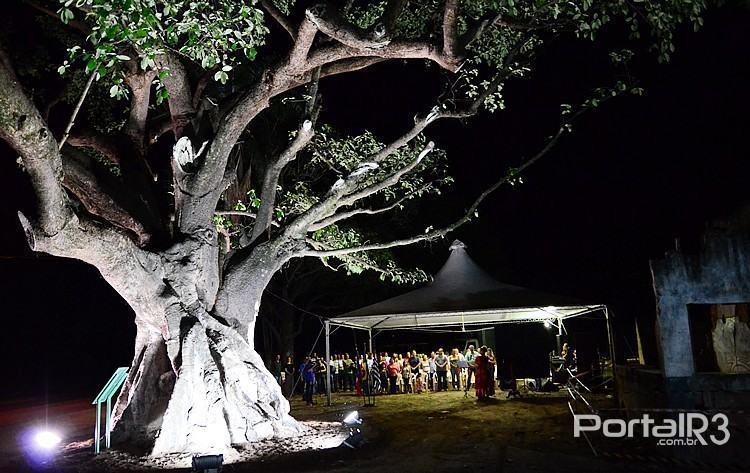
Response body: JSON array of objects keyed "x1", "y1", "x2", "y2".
[{"x1": 449, "y1": 239, "x2": 467, "y2": 251}]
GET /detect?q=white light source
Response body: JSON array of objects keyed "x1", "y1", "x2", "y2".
[
  {"x1": 343, "y1": 410, "x2": 362, "y2": 426},
  {"x1": 34, "y1": 430, "x2": 61, "y2": 450},
  {"x1": 543, "y1": 320, "x2": 551, "y2": 329}
]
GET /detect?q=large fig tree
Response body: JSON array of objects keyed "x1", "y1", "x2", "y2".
[{"x1": 1, "y1": 0, "x2": 703, "y2": 456}]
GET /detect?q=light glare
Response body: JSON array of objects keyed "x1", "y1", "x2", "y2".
[
  {"x1": 343, "y1": 411, "x2": 361, "y2": 425},
  {"x1": 34, "y1": 430, "x2": 61, "y2": 450}
]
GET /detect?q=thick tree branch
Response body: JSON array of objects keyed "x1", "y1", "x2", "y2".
[
  {"x1": 319, "y1": 57, "x2": 386, "y2": 78},
  {"x1": 305, "y1": 5, "x2": 390, "y2": 50},
  {"x1": 156, "y1": 53, "x2": 195, "y2": 140},
  {"x1": 442, "y1": 0, "x2": 460, "y2": 61},
  {"x1": 299, "y1": 110, "x2": 586, "y2": 258},
  {"x1": 61, "y1": 152, "x2": 151, "y2": 245},
  {"x1": 259, "y1": 0, "x2": 296, "y2": 40},
  {"x1": 251, "y1": 120, "x2": 314, "y2": 242},
  {"x1": 67, "y1": 132, "x2": 122, "y2": 165},
  {"x1": 289, "y1": 17, "x2": 319, "y2": 69},
  {"x1": 176, "y1": 2, "x2": 493, "y2": 235},
  {"x1": 0, "y1": 45, "x2": 70, "y2": 235},
  {"x1": 123, "y1": 66, "x2": 157, "y2": 154},
  {"x1": 281, "y1": 109, "x2": 441, "y2": 238},
  {"x1": 307, "y1": 40, "x2": 458, "y2": 72},
  {"x1": 175, "y1": 17, "x2": 318, "y2": 234},
  {"x1": 305, "y1": 238, "x2": 395, "y2": 277},
  {"x1": 332, "y1": 141, "x2": 435, "y2": 212},
  {"x1": 19, "y1": 210, "x2": 167, "y2": 332},
  {"x1": 308, "y1": 181, "x2": 434, "y2": 231}
]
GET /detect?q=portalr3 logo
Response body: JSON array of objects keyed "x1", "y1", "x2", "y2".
[{"x1": 573, "y1": 413, "x2": 730, "y2": 446}]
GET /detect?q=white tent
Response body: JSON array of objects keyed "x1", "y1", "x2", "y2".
[{"x1": 323, "y1": 240, "x2": 613, "y2": 404}]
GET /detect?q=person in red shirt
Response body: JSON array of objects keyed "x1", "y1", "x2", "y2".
[{"x1": 474, "y1": 346, "x2": 493, "y2": 400}]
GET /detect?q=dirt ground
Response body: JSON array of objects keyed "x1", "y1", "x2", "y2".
[{"x1": 0, "y1": 389, "x2": 745, "y2": 472}]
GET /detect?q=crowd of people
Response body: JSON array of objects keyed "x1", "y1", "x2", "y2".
[{"x1": 269, "y1": 345, "x2": 502, "y2": 405}]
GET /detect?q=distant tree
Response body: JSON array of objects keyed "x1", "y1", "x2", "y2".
[{"x1": 0, "y1": 0, "x2": 704, "y2": 456}]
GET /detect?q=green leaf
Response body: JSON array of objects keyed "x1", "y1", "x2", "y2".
[
  {"x1": 60, "y1": 8, "x2": 74, "y2": 24},
  {"x1": 214, "y1": 70, "x2": 229, "y2": 84}
]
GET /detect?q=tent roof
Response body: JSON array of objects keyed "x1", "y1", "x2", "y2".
[{"x1": 328, "y1": 240, "x2": 603, "y2": 330}]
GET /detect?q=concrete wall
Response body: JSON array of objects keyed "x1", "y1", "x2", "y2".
[{"x1": 648, "y1": 209, "x2": 750, "y2": 408}]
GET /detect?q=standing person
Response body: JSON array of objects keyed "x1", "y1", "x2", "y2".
[
  {"x1": 396, "y1": 354, "x2": 405, "y2": 393},
  {"x1": 464, "y1": 345, "x2": 477, "y2": 390},
  {"x1": 337, "y1": 354, "x2": 345, "y2": 391},
  {"x1": 417, "y1": 355, "x2": 429, "y2": 393},
  {"x1": 355, "y1": 355, "x2": 366, "y2": 396},
  {"x1": 402, "y1": 355, "x2": 412, "y2": 394},
  {"x1": 435, "y1": 348, "x2": 449, "y2": 391},
  {"x1": 301, "y1": 357, "x2": 316, "y2": 406},
  {"x1": 408, "y1": 350, "x2": 420, "y2": 393},
  {"x1": 329, "y1": 355, "x2": 337, "y2": 393},
  {"x1": 428, "y1": 352, "x2": 437, "y2": 391},
  {"x1": 310, "y1": 353, "x2": 320, "y2": 391},
  {"x1": 283, "y1": 356, "x2": 295, "y2": 397},
  {"x1": 449, "y1": 348, "x2": 461, "y2": 390},
  {"x1": 316, "y1": 357, "x2": 328, "y2": 395},
  {"x1": 271, "y1": 354, "x2": 282, "y2": 385},
  {"x1": 343, "y1": 353, "x2": 354, "y2": 391},
  {"x1": 388, "y1": 355, "x2": 401, "y2": 394},
  {"x1": 486, "y1": 348, "x2": 497, "y2": 396},
  {"x1": 332, "y1": 354, "x2": 340, "y2": 392},
  {"x1": 379, "y1": 355, "x2": 389, "y2": 394},
  {"x1": 474, "y1": 346, "x2": 492, "y2": 400}
]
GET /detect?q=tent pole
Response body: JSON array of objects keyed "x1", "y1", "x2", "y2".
[
  {"x1": 368, "y1": 329, "x2": 373, "y2": 355},
  {"x1": 325, "y1": 321, "x2": 331, "y2": 407},
  {"x1": 604, "y1": 306, "x2": 618, "y2": 403}
]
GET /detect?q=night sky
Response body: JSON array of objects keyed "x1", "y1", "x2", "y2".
[{"x1": 1, "y1": 4, "x2": 749, "y2": 401}]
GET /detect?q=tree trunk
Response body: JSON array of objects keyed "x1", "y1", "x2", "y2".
[
  {"x1": 112, "y1": 312, "x2": 304, "y2": 455},
  {"x1": 25, "y1": 217, "x2": 304, "y2": 455},
  {"x1": 131, "y1": 239, "x2": 301, "y2": 454}
]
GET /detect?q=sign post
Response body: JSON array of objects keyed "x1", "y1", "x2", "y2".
[{"x1": 92, "y1": 367, "x2": 129, "y2": 454}]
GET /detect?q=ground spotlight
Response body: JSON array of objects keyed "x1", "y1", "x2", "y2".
[
  {"x1": 33, "y1": 430, "x2": 61, "y2": 450},
  {"x1": 342, "y1": 410, "x2": 362, "y2": 426},
  {"x1": 340, "y1": 411, "x2": 365, "y2": 448},
  {"x1": 192, "y1": 454, "x2": 223, "y2": 472},
  {"x1": 21, "y1": 427, "x2": 62, "y2": 468},
  {"x1": 342, "y1": 429, "x2": 365, "y2": 449}
]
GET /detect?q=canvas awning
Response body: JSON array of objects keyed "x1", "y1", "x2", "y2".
[
  {"x1": 327, "y1": 240, "x2": 604, "y2": 331},
  {"x1": 321, "y1": 240, "x2": 613, "y2": 406}
]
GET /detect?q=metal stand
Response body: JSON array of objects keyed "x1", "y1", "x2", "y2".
[{"x1": 325, "y1": 320, "x2": 332, "y2": 406}]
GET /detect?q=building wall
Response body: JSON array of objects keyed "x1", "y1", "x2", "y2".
[{"x1": 648, "y1": 212, "x2": 750, "y2": 408}]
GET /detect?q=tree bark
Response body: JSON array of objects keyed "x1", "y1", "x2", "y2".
[{"x1": 19, "y1": 208, "x2": 302, "y2": 454}]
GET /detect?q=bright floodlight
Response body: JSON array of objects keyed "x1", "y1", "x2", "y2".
[
  {"x1": 34, "y1": 430, "x2": 61, "y2": 450},
  {"x1": 343, "y1": 410, "x2": 361, "y2": 425},
  {"x1": 543, "y1": 320, "x2": 551, "y2": 328}
]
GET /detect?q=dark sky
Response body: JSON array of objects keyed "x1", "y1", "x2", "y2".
[{"x1": 1, "y1": 4, "x2": 749, "y2": 400}]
